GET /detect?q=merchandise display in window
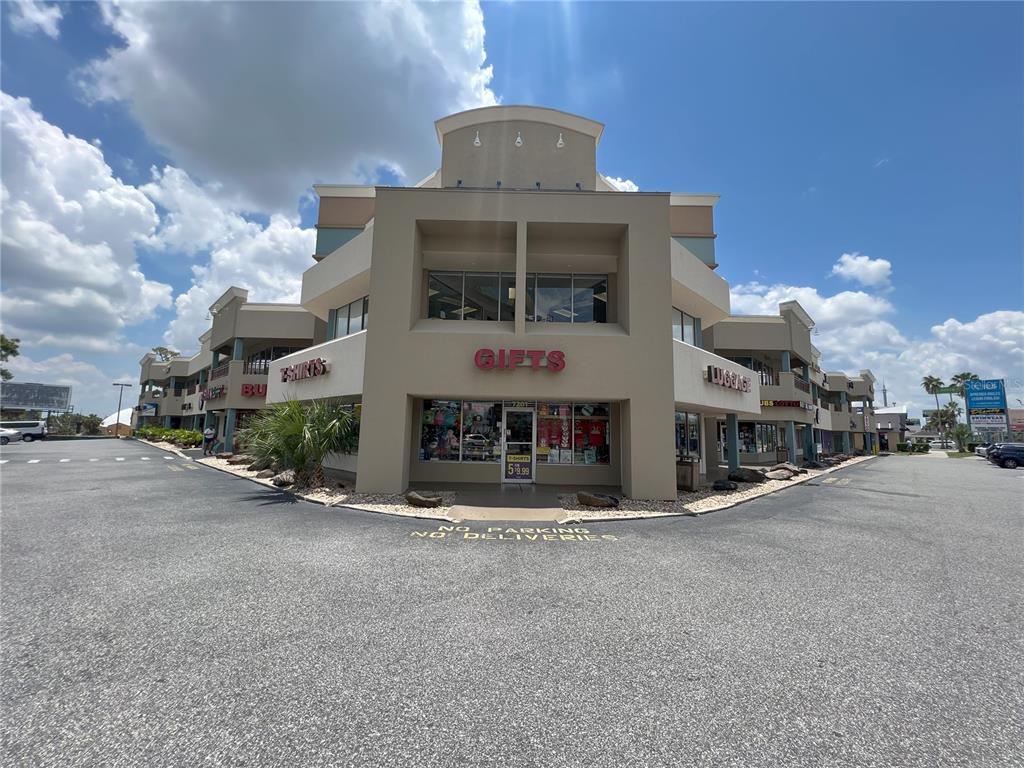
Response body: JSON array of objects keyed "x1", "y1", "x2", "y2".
[
  {"x1": 420, "y1": 400, "x2": 461, "y2": 461},
  {"x1": 461, "y1": 401, "x2": 501, "y2": 462}
]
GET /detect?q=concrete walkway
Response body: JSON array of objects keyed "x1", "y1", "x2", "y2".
[{"x1": 410, "y1": 482, "x2": 622, "y2": 522}]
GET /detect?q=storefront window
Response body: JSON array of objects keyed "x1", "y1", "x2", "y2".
[
  {"x1": 675, "y1": 411, "x2": 701, "y2": 461},
  {"x1": 461, "y1": 401, "x2": 501, "y2": 462},
  {"x1": 573, "y1": 403, "x2": 611, "y2": 465},
  {"x1": 572, "y1": 275, "x2": 608, "y2": 323},
  {"x1": 537, "y1": 403, "x2": 573, "y2": 464},
  {"x1": 420, "y1": 400, "x2": 461, "y2": 461},
  {"x1": 738, "y1": 422, "x2": 757, "y2": 453},
  {"x1": 427, "y1": 273, "x2": 464, "y2": 320},
  {"x1": 463, "y1": 273, "x2": 501, "y2": 321}
]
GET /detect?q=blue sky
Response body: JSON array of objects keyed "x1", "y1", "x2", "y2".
[{"x1": 1, "y1": 1, "x2": 1021, "y2": 417}]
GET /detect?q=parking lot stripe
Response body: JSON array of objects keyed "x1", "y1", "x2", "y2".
[
  {"x1": 89, "y1": 458, "x2": 99, "y2": 462},
  {"x1": 27, "y1": 460, "x2": 40, "y2": 464},
  {"x1": 183, "y1": 463, "x2": 199, "y2": 471},
  {"x1": 163, "y1": 456, "x2": 174, "y2": 460},
  {"x1": 0, "y1": 460, "x2": 8, "y2": 464},
  {"x1": 115, "y1": 458, "x2": 125, "y2": 462},
  {"x1": 141, "y1": 457, "x2": 151, "y2": 461},
  {"x1": 59, "y1": 459, "x2": 71, "y2": 463},
  {"x1": 167, "y1": 465, "x2": 183, "y2": 472}
]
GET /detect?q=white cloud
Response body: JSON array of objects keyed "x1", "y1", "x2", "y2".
[
  {"x1": 162, "y1": 215, "x2": 315, "y2": 352},
  {"x1": 6, "y1": 0, "x2": 62, "y2": 38},
  {"x1": 730, "y1": 280, "x2": 1024, "y2": 416},
  {"x1": 0, "y1": 92, "x2": 172, "y2": 350},
  {"x1": 604, "y1": 176, "x2": 639, "y2": 192},
  {"x1": 80, "y1": 1, "x2": 497, "y2": 212},
  {"x1": 830, "y1": 252, "x2": 892, "y2": 288}
]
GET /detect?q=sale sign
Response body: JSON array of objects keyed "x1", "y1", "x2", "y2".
[{"x1": 504, "y1": 453, "x2": 533, "y2": 481}]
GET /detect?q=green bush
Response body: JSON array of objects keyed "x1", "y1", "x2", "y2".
[
  {"x1": 913, "y1": 443, "x2": 930, "y2": 453},
  {"x1": 238, "y1": 400, "x2": 359, "y2": 487},
  {"x1": 135, "y1": 425, "x2": 201, "y2": 447},
  {"x1": 896, "y1": 443, "x2": 910, "y2": 452}
]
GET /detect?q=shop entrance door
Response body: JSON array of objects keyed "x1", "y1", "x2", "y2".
[{"x1": 502, "y1": 408, "x2": 536, "y2": 483}]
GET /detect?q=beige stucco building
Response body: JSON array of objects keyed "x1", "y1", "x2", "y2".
[
  {"x1": 265, "y1": 106, "x2": 768, "y2": 499},
  {"x1": 137, "y1": 287, "x2": 325, "y2": 447}
]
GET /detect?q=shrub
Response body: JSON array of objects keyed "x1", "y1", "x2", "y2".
[
  {"x1": 913, "y1": 443, "x2": 930, "y2": 453},
  {"x1": 238, "y1": 400, "x2": 359, "y2": 487},
  {"x1": 896, "y1": 443, "x2": 910, "y2": 452}
]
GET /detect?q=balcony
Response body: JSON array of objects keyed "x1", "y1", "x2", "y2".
[
  {"x1": 672, "y1": 340, "x2": 762, "y2": 416},
  {"x1": 266, "y1": 332, "x2": 367, "y2": 404},
  {"x1": 761, "y1": 372, "x2": 813, "y2": 404},
  {"x1": 210, "y1": 363, "x2": 230, "y2": 380}
]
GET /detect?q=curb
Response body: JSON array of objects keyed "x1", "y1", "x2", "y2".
[
  {"x1": 556, "y1": 455, "x2": 880, "y2": 525},
  {"x1": 133, "y1": 437, "x2": 192, "y2": 460},
  {"x1": 194, "y1": 457, "x2": 457, "y2": 523}
]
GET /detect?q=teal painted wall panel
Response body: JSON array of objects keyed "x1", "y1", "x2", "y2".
[
  {"x1": 673, "y1": 236, "x2": 716, "y2": 267},
  {"x1": 316, "y1": 227, "x2": 363, "y2": 256}
]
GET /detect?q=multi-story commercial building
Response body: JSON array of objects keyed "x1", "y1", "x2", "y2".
[
  {"x1": 265, "y1": 105, "x2": 766, "y2": 499},
  {"x1": 874, "y1": 405, "x2": 908, "y2": 450},
  {"x1": 137, "y1": 287, "x2": 325, "y2": 449}
]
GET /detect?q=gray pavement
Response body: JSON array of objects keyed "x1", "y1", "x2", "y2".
[{"x1": 2, "y1": 440, "x2": 1022, "y2": 767}]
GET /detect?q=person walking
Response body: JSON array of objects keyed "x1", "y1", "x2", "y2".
[{"x1": 203, "y1": 425, "x2": 217, "y2": 456}]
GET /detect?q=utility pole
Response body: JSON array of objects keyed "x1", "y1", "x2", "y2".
[
  {"x1": 111, "y1": 383, "x2": 132, "y2": 438},
  {"x1": 882, "y1": 380, "x2": 889, "y2": 407}
]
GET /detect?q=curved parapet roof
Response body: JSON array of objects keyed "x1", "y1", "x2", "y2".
[{"x1": 435, "y1": 105, "x2": 604, "y2": 146}]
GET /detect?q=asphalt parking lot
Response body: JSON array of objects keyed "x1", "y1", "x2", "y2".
[{"x1": 2, "y1": 440, "x2": 1022, "y2": 767}]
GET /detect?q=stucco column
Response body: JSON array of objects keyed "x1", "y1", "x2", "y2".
[
  {"x1": 842, "y1": 431, "x2": 851, "y2": 453},
  {"x1": 514, "y1": 219, "x2": 527, "y2": 336},
  {"x1": 726, "y1": 413, "x2": 740, "y2": 471},
  {"x1": 223, "y1": 408, "x2": 236, "y2": 452},
  {"x1": 781, "y1": 350, "x2": 791, "y2": 372},
  {"x1": 212, "y1": 350, "x2": 220, "y2": 368},
  {"x1": 163, "y1": 415, "x2": 172, "y2": 428},
  {"x1": 232, "y1": 338, "x2": 244, "y2": 360},
  {"x1": 803, "y1": 422, "x2": 816, "y2": 461},
  {"x1": 786, "y1": 420, "x2": 797, "y2": 461}
]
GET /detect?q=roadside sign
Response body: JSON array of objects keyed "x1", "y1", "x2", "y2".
[
  {"x1": 965, "y1": 379, "x2": 1008, "y2": 432},
  {"x1": 935, "y1": 385, "x2": 959, "y2": 395}
]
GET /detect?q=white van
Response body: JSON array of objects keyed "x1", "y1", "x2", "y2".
[{"x1": 0, "y1": 420, "x2": 47, "y2": 442}]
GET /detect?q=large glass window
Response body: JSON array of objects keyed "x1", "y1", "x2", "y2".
[
  {"x1": 674, "y1": 410, "x2": 702, "y2": 461},
  {"x1": 527, "y1": 274, "x2": 609, "y2": 323},
  {"x1": 461, "y1": 401, "x2": 502, "y2": 462},
  {"x1": 334, "y1": 296, "x2": 369, "y2": 338},
  {"x1": 672, "y1": 308, "x2": 698, "y2": 345},
  {"x1": 420, "y1": 400, "x2": 462, "y2": 461},
  {"x1": 427, "y1": 272, "x2": 514, "y2": 321},
  {"x1": 419, "y1": 400, "x2": 611, "y2": 465}
]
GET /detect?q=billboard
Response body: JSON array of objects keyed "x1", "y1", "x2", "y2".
[
  {"x1": 965, "y1": 379, "x2": 1008, "y2": 431},
  {"x1": 0, "y1": 382, "x2": 72, "y2": 411}
]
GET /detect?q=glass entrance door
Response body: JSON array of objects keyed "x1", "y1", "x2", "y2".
[{"x1": 503, "y1": 408, "x2": 536, "y2": 483}]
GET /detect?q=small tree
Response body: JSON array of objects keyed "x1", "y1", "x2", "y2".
[
  {"x1": 949, "y1": 424, "x2": 974, "y2": 452},
  {"x1": 239, "y1": 401, "x2": 359, "y2": 487},
  {"x1": 151, "y1": 346, "x2": 181, "y2": 361},
  {"x1": 1, "y1": 334, "x2": 20, "y2": 381}
]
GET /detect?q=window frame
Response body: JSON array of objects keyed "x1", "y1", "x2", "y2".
[{"x1": 526, "y1": 273, "x2": 610, "y2": 324}]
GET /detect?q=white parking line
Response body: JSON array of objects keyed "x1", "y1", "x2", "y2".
[
  {"x1": 27, "y1": 460, "x2": 40, "y2": 464},
  {"x1": 89, "y1": 458, "x2": 99, "y2": 462},
  {"x1": 141, "y1": 457, "x2": 151, "y2": 461},
  {"x1": 0, "y1": 460, "x2": 8, "y2": 465},
  {"x1": 115, "y1": 458, "x2": 125, "y2": 462},
  {"x1": 163, "y1": 456, "x2": 174, "y2": 460},
  {"x1": 59, "y1": 459, "x2": 71, "y2": 463}
]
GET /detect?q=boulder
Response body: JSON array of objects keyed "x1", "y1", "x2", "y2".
[
  {"x1": 405, "y1": 490, "x2": 443, "y2": 508},
  {"x1": 765, "y1": 469, "x2": 795, "y2": 481},
  {"x1": 256, "y1": 469, "x2": 276, "y2": 479},
  {"x1": 770, "y1": 462, "x2": 802, "y2": 474},
  {"x1": 712, "y1": 480, "x2": 738, "y2": 491},
  {"x1": 802, "y1": 460, "x2": 825, "y2": 470},
  {"x1": 270, "y1": 469, "x2": 296, "y2": 487},
  {"x1": 247, "y1": 456, "x2": 274, "y2": 472},
  {"x1": 576, "y1": 491, "x2": 620, "y2": 508},
  {"x1": 727, "y1": 467, "x2": 767, "y2": 484},
  {"x1": 226, "y1": 454, "x2": 254, "y2": 465},
  {"x1": 215, "y1": 452, "x2": 234, "y2": 460}
]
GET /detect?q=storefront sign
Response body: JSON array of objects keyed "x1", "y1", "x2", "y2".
[
  {"x1": 201, "y1": 385, "x2": 226, "y2": 401},
  {"x1": 966, "y1": 379, "x2": 1008, "y2": 431},
  {"x1": 241, "y1": 383, "x2": 268, "y2": 398},
  {"x1": 504, "y1": 453, "x2": 533, "y2": 481},
  {"x1": 474, "y1": 348, "x2": 565, "y2": 372},
  {"x1": 707, "y1": 365, "x2": 752, "y2": 392},
  {"x1": 280, "y1": 357, "x2": 330, "y2": 382},
  {"x1": 761, "y1": 399, "x2": 802, "y2": 408}
]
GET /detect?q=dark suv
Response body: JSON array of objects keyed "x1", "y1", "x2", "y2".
[{"x1": 988, "y1": 443, "x2": 1024, "y2": 469}]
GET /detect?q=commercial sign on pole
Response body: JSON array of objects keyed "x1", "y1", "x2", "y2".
[
  {"x1": 0, "y1": 382, "x2": 73, "y2": 411},
  {"x1": 965, "y1": 379, "x2": 1008, "y2": 431}
]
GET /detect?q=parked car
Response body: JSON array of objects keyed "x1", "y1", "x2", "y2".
[
  {"x1": 974, "y1": 443, "x2": 992, "y2": 457},
  {"x1": 988, "y1": 443, "x2": 1024, "y2": 469},
  {"x1": 0, "y1": 427, "x2": 23, "y2": 446},
  {"x1": 928, "y1": 440, "x2": 951, "y2": 450},
  {"x1": 0, "y1": 420, "x2": 46, "y2": 442}
]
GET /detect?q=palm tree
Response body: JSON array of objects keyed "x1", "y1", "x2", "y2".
[
  {"x1": 921, "y1": 375, "x2": 946, "y2": 443},
  {"x1": 950, "y1": 372, "x2": 979, "y2": 398}
]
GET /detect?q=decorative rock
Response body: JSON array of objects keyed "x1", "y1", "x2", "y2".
[
  {"x1": 405, "y1": 491, "x2": 443, "y2": 508},
  {"x1": 577, "y1": 491, "x2": 620, "y2": 508},
  {"x1": 765, "y1": 469, "x2": 795, "y2": 480},
  {"x1": 270, "y1": 469, "x2": 296, "y2": 487},
  {"x1": 713, "y1": 480, "x2": 739, "y2": 491},
  {"x1": 256, "y1": 469, "x2": 276, "y2": 479},
  {"x1": 248, "y1": 456, "x2": 274, "y2": 472},
  {"x1": 727, "y1": 467, "x2": 767, "y2": 483},
  {"x1": 770, "y1": 462, "x2": 802, "y2": 474},
  {"x1": 227, "y1": 454, "x2": 254, "y2": 465},
  {"x1": 802, "y1": 460, "x2": 825, "y2": 469},
  {"x1": 215, "y1": 452, "x2": 234, "y2": 459}
]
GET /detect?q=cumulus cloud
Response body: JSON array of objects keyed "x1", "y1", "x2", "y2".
[
  {"x1": 0, "y1": 92, "x2": 172, "y2": 350},
  {"x1": 730, "y1": 280, "x2": 1023, "y2": 414},
  {"x1": 603, "y1": 176, "x2": 639, "y2": 192},
  {"x1": 830, "y1": 252, "x2": 892, "y2": 288},
  {"x1": 162, "y1": 214, "x2": 315, "y2": 352},
  {"x1": 79, "y1": 1, "x2": 497, "y2": 213},
  {"x1": 5, "y1": 0, "x2": 62, "y2": 38}
]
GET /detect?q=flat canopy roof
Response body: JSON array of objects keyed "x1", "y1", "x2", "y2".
[{"x1": 435, "y1": 105, "x2": 605, "y2": 146}]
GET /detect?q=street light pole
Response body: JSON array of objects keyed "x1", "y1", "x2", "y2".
[{"x1": 111, "y1": 383, "x2": 132, "y2": 438}]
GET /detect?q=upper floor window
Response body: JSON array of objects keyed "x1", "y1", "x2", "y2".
[
  {"x1": 672, "y1": 308, "x2": 698, "y2": 345},
  {"x1": 334, "y1": 296, "x2": 369, "y2": 338},
  {"x1": 244, "y1": 346, "x2": 303, "y2": 375},
  {"x1": 526, "y1": 273, "x2": 607, "y2": 323},
  {"x1": 427, "y1": 272, "x2": 515, "y2": 321}
]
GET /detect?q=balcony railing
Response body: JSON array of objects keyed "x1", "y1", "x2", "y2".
[
  {"x1": 794, "y1": 378, "x2": 811, "y2": 394},
  {"x1": 210, "y1": 363, "x2": 230, "y2": 380},
  {"x1": 186, "y1": 385, "x2": 197, "y2": 395}
]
